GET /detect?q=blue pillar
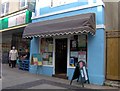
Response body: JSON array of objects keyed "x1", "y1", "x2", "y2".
[
  {"x1": 30, "y1": 37, "x2": 39, "y2": 55},
  {"x1": 29, "y1": 37, "x2": 39, "y2": 74},
  {"x1": 88, "y1": 29, "x2": 105, "y2": 85}
]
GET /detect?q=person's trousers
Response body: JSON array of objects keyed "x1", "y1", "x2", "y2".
[
  {"x1": 11, "y1": 60, "x2": 16, "y2": 68},
  {"x1": 9, "y1": 60, "x2": 11, "y2": 67}
]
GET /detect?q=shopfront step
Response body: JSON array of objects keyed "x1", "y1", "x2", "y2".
[
  {"x1": 104, "y1": 80, "x2": 120, "y2": 88},
  {"x1": 52, "y1": 74, "x2": 68, "y2": 79}
]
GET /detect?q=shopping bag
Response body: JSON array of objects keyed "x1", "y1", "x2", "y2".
[{"x1": 17, "y1": 59, "x2": 19, "y2": 64}]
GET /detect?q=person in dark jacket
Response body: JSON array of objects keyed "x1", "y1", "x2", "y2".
[{"x1": 23, "y1": 49, "x2": 30, "y2": 60}]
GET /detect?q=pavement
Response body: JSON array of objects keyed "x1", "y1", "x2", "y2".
[
  {"x1": 1, "y1": 64, "x2": 119, "y2": 90},
  {"x1": 105, "y1": 80, "x2": 120, "y2": 88},
  {"x1": 0, "y1": 79, "x2": 1, "y2": 91}
]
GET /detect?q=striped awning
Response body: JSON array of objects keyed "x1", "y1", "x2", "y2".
[{"x1": 23, "y1": 13, "x2": 96, "y2": 38}]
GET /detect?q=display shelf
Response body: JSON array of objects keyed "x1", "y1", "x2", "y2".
[{"x1": 18, "y1": 60, "x2": 29, "y2": 71}]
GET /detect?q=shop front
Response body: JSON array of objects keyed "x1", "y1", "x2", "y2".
[
  {"x1": 23, "y1": 13, "x2": 106, "y2": 85},
  {"x1": 38, "y1": 34, "x2": 87, "y2": 79}
]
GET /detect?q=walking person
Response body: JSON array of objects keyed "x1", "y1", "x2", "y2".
[{"x1": 9, "y1": 46, "x2": 18, "y2": 68}]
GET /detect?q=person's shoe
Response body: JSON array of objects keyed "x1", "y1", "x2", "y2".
[{"x1": 9, "y1": 64, "x2": 11, "y2": 67}]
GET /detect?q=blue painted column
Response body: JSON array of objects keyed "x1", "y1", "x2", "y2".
[
  {"x1": 88, "y1": 29, "x2": 105, "y2": 85},
  {"x1": 29, "y1": 37, "x2": 39, "y2": 74},
  {"x1": 30, "y1": 37, "x2": 39, "y2": 55}
]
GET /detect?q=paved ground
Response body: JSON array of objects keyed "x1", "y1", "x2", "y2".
[
  {"x1": 0, "y1": 79, "x2": 1, "y2": 91},
  {"x1": 1, "y1": 64, "x2": 119, "y2": 90}
]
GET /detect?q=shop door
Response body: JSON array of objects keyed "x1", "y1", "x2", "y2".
[{"x1": 55, "y1": 38, "x2": 67, "y2": 76}]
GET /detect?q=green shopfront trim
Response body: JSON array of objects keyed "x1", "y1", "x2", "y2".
[{"x1": 0, "y1": 10, "x2": 32, "y2": 30}]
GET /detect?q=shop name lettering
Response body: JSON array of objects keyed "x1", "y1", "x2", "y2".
[{"x1": 8, "y1": 13, "x2": 26, "y2": 27}]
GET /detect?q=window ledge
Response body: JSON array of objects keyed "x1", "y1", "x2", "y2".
[
  {"x1": 68, "y1": 66, "x2": 75, "y2": 69},
  {"x1": 42, "y1": 65, "x2": 54, "y2": 67},
  {"x1": 30, "y1": 65, "x2": 53, "y2": 67},
  {"x1": 19, "y1": 6, "x2": 28, "y2": 11}
]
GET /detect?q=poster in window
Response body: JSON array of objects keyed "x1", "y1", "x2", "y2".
[
  {"x1": 40, "y1": 38, "x2": 53, "y2": 65},
  {"x1": 70, "y1": 51, "x2": 78, "y2": 58},
  {"x1": 78, "y1": 51, "x2": 86, "y2": 63},
  {"x1": 70, "y1": 40, "x2": 77, "y2": 51},
  {"x1": 70, "y1": 58, "x2": 74, "y2": 67},
  {"x1": 32, "y1": 54, "x2": 42, "y2": 66}
]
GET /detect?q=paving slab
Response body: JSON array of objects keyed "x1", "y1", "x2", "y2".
[
  {"x1": 2, "y1": 64, "x2": 119, "y2": 90},
  {"x1": 28, "y1": 84, "x2": 67, "y2": 89},
  {"x1": 0, "y1": 79, "x2": 2, "y2": 90}
]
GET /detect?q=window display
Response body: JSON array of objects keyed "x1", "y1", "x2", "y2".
[
  {"x1": 78, "y1": 35, "x2": 86, "y2": 48},
  {"x1": 69, "y1": 35, "x2": 87, "y2": 67},
  {"x1": 31, "y1": 54, "x2": 42, "y2": 66},
  {"x1": 40, "y1": 38, "x2": 53, "y2": 65},
  {"x1": 78, "y1": 51, "x2": 86, "y2": 64}
]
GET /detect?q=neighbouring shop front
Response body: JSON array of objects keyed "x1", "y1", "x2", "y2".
[
  {"x1": 0, "y1": 10, "x2": 32, "y2": 63},
  {"x1": 2, "y1": 27, "x2": 30, "y2": 63}
]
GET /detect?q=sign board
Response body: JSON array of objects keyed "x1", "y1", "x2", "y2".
[
  {"x1": 70, "y1": 61, "x2": 89, "y2": 87},
  {"x1": 8, "y1": 13, "x2": 26, "y2": 27},
  {"x1": 31, "y1": 54, "x2": 42, "y2": 66},
  {"x1": 28, "y1": 0, "x2": 36, "y2": 12},
  {"x1": 16, "y1": 13, "x2": 26, "y2": 25},
  {"x1": 8, "y1": 16, "x2": 16, "y2": 27}
]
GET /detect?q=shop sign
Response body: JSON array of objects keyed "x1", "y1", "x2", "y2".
[{"x1": 8, "y1": 13, "x2": 26, "y2": 27}]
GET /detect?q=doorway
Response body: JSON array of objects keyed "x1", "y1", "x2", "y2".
[{"x1": 55, "y1": 38, "x2": 67, "y2": 79}]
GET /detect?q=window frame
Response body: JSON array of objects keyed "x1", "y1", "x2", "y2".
[
  {"x1": 1, "y1": 2, "x2": 9, "y2": 16},
  {"x1": 69, "y1": 34, "x2": 88, "y2": 68},
  {"x1": 19, "y1": 0, "x2": 28, "y2": 9},
  {"x1": 40, "y1": 38, "x2": 54, "y2": 66}
]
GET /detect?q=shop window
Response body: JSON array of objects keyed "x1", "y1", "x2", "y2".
[
  {"x1": 40, "y1": 38, "x2": 53, "y2": 65},
  {"x1": 1, "y1": 2, "x2": 9, "y2": 16},
  {"x1": 69, "y1": 35, "x2": 87, "y2": 67},
  {"x1": 19, "y1": 0, "x2": 27, "y2": 9}
]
